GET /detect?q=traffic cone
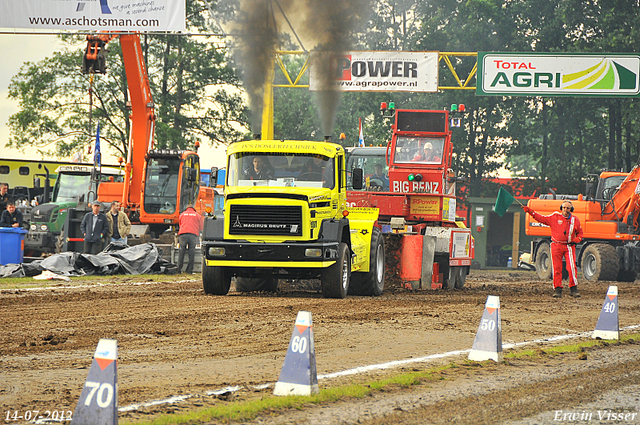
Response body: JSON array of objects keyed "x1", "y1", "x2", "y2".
[
  {"x1": 468, "y1": 295, "x2": 503, "y2": 362},
  {"x1": 274, "y1": 311, "x2": 319, "y2": 396},
  {"x1": 71, "y1": 339, "x2": 118, "y2": 425},
  {"x1": 592, "y1": 286, "x2": 619, "y2": 340}
]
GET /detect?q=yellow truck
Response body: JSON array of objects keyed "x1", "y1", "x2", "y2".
[{"x1": 201, "y1": 139, "x2": 385, "y2": 298}]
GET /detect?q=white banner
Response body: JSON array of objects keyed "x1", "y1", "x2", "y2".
[
  {"x1": 478, "y1": 52, "x2": 640, "y2": 97},
  {"x1": 0, "y1": 0, "x2": 185, "y2": 32},
  {"x1": 309, "y1": 51, "x2": 439, "y2": 92}
]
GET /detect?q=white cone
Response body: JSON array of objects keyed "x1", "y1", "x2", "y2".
[
  {"x1": 468, "y1": 295, "x2": 503, "y2": 362},
  {"x1": 593, "y1": 286, "x2": 619, "y2": 340},
  {"x1": 274, "y1": 311, "x2": 319, "y2": 396},
  {"x1": 71, "y1": 339, "x2": 118, "y2": 425}
]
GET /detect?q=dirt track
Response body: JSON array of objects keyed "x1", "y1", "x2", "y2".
[{"x1": 1, "y1": 270, "x2": 640, "y2": 424}]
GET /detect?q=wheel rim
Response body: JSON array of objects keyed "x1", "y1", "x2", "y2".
[
  {"x1": 375, "y1": 245, "x2": 384, "y2": 283},
  {"x1": 583, "y1": 253, "x2": 596, "y2": 279},
  {"x1": 541, "y1": 252, "x2": 550, "y2": 273},
  {"x1": 341, "y1": 257, "x2": 349, "y2": 291}
]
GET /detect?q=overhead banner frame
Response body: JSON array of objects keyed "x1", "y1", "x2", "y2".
[{"x1": 477, "y1": 52, "x2": 640, "y2": 98}]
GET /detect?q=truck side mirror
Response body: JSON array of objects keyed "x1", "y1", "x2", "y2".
[
  {"x1": 210, "y1": 167, "x2": 218, "y2": 187},
  {"x1": 352, "y1": 168, "x2": 364, "y2": 190}
]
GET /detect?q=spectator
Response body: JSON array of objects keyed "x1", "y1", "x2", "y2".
[
  {"x1": 106, "y1": 200, "x2": 132, "y2": 244},
  {"x1": 0, "y1": 201, "x2": 23, "y2": 228},
  {"x1": 0, "y1": 183, "x2": 11, "y2": 212},
  {"x1": 243, "y1": 156, "x2": 274, "y2": 180},
  {"x1": 177, "y1": 204, "x2": 204, "y2": 274},
  {"x1": 80, "y1": 201, "x2": 111, "y2": 255}
]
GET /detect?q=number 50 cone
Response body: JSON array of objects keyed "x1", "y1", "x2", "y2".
[{"x1": 469, "y1": 295, "x2": 503, "y2": 362}]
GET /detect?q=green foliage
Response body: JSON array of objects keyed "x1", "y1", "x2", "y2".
[{"x1": 6, "y1": 0, "x2": 246, "y2": 159}]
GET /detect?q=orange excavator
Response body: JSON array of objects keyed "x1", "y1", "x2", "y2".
[
  {"x1": 82, "y1": 33, "x2": 214, "y2": 238},
  {"x1": 526, "y1": 167, "x2": 640, "y2": 282}
]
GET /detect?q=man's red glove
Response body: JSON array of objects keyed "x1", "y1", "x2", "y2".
[
  {"x1": 571, "y1": 237, "x2": 581, "y2": 244},
  {"x1": 522, "y1": 206, "x2": 532, "y2": 214}
]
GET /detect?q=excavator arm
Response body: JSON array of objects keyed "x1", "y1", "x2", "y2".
[
  {"x1": 603, "y1": 163, "x2": 640, "y2": 231},
  {"x1": 82, "y1": 32, "x2": 156, "y2": 210}
]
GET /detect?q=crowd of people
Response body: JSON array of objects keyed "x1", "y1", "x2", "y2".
[{"x1": 0, "y1": 181, "x2": 202, "y2": 274}]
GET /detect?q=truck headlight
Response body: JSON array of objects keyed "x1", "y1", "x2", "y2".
[
  {"x1": 305, "y1": 248, "x2": 322, "y2": 258},
  {"x1": 40, "y1": 224, "x2": 48, "y2": 231},
  {"x1": 30, "y1": 224, "x2": 37, "y2": 231},
  {"x1": 208, "y1": 247, "x2": 225, "y2": 256}
]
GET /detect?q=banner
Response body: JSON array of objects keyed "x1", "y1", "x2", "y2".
[
  {"x1": 478, "y1": 52, "x2": 640, "y2": 97},
  {"x1": 310, "y1": 51, "x2": 439, "y2": 92},
  {"x1": 0, "y1": 0, "x2": 186, "y2": 32}
]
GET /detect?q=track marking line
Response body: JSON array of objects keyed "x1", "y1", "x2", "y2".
[{"x1": 117, "y1": 324, "x2": 640, "y2": 413}]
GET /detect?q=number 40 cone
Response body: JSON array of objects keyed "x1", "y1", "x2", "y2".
[
  {"x1": 468, "y1": 295, "x2": 503, "y2": 362},
  {"x1": 592, "y1": 286, "x2": 619, "y2": 340}
]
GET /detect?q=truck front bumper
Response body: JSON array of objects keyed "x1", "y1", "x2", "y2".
[
  {"x1": 203, "y1": 240, "x2": 341, "y2": 268},
  {"x1": 24, "y1": 231, "x2": 54, "y2": 251}
]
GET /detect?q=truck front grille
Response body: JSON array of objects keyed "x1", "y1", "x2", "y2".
[{"x1": 229, "y1": 205, "x2": 303, "y2": 236}]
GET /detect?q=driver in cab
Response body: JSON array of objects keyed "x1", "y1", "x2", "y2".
[
  {"x1": 412, "y1": 141, "x2": 441, "y2": 163},
  {"x1": 243, "y1": 156, "x2": 274, "y2": 180},
  {"x1": 299, "y1": 154, "x2": 332, "y2": 187}
]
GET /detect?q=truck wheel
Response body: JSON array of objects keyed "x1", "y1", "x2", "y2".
[
  {"x1": 349, "y1": 227, "x2": 385, "y2": 296},
  {"x1": 581, "y1": 243, "x2": 619, "y2": 282},
  {"x1": 455, "y1": 266, "x2": 468, "y2": 289},
  {"x1": 235, "y1": 276, "x2": 279, "y2": 292},
  {"x1": 202, "y1": 264, "x2": 232, "y2": 295},
  {"x1": 321, "y1": 242, "x2": 350, "y2": 298},
  {"x1": 617, "y1": 269, "x2": 637, "y2": 282},
  {"x1": 445, "y1": 266, "x2": 458, "y2": 290},
  {"x1": 535, "y1": 243, "x2": 553, "y2": 280}
]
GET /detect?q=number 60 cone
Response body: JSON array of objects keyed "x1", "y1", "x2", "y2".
[
  {"x1": 274, "y1": 311, "x2": 319, "y2": 396},
  {"x1": 71, "y1": 338, "x2": 118, "y2": 425},
  {"x1": 468, "y1": 295, "x2": 503, "y2": 362}
]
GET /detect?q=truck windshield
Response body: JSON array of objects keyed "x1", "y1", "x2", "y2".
[
  {"x1": 144, "y1": 158, "x2": 181, "y2": 214},
  {"x1": 53, "y1": 173, "x2": 92, "y2": 203},
  {"x1": 227, "y1": 152, "x2": 335, "y2": 189},
  {"x1": 393, "y1": 136, "x2": 445, "y2": 164},
  {"x1": 346, "y1": 151, "x2": 388, "y2": 191}
]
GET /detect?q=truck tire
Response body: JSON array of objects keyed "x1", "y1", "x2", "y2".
[
  {"x1": 235, "y1": 276, "x2": 279, "y2": 292},
  {"x1": 202, "y1": 264, "x2": 232, "y2": 295},
  {"x1": 535, "y1": 242, "x2": 553, "y2": 280},
  {"x1": 617, "y1": 269, "x2": 637, "y2": 282},
  {"x1": 321, "y1": 242, "x2": 350, "y2": 298},
  {"x1": 581, "y1": 243, "x2": 619, "y2": 282},
  {"x1": 455, "y1": 266, "x2": 468, "y2": 289},
  {"x1": 445, "y1": 266, "x2": 457, "y2": 290},
  {"x1": 349, "y1": 227, "x2": 385, "y2": 296}
]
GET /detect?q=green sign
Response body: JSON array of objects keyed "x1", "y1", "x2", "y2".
[{"x1": 477, "y1": 52, "x2": 640, "y2": 97}]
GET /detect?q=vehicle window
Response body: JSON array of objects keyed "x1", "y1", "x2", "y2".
[{"x1": 228, "y1": 152, "x2": 335, "y2": 189}]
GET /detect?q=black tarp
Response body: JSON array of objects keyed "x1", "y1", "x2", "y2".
[{"x1": 0, "y1": 243, "x2": 177, "y2": 278}]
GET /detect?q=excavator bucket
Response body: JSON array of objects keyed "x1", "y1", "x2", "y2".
[{"x1": 82, "y1": 40, "x2": 108, "y2": 74}]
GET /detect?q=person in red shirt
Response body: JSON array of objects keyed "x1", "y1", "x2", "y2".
[
  {"x1": 523, "y1": 201, "x2": 583, "y2": 298},
  {"x1": 177, "y1": 204, "x2": 204, "y2": 274}
]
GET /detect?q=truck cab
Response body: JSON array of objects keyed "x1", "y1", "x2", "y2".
[{"x1": 201, "y1": 139, "x2": 384, "y2": 298}]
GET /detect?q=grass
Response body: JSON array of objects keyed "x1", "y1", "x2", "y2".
[{"x1": 120, "y1": 333, "x2": 640, "y2": 425}]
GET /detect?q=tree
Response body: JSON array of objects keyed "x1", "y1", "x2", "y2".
[{"x1": 6, "y1": 0, "x2": 247, "y2": 160}]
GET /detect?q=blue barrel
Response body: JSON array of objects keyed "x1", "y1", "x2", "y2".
[{"x1": 0, "y1": 228, "x2": 28, "y2": 265}]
